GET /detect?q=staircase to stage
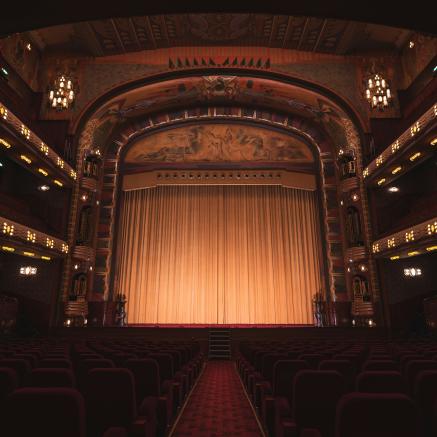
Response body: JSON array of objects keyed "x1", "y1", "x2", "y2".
[{"x1": 208, "y1": 329, "x2": 231, "y2": 360}]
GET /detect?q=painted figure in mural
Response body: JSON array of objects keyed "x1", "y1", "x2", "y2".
[{"x1": 125, "y1": 123, "x2": 314, "y2": 163}]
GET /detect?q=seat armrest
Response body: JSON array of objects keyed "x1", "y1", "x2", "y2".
[
  {"x1": 300, "y1": 429, "x2": 322, "y2": 437},
  {"x1": 282, "y1": 420, "x2": 298, "y2": 437},
  {"x1": 102, "y1": 427, "x2": 128, "y2": 437},
  {"x1": 131, "y1": 417, "x2": 147, "y2": 436}
]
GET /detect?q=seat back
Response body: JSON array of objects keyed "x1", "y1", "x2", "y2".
[
  {"x1": 336, "y1": 393, "x2": 418, "y2": 437},
  {"x1": 0, "y1": 367, "x2": 18, "y2": 402},
  {"x1": 293, "y1": 370, "x2": 346, "y2": 437},
  {"x1": 405, "y1": 360, "x2": 437, "y2": 393},
  {"x1": 77, "y1": 358, "x2": 114, "y2": 388},
  {"x1": 0, "y1": 358, "x2": 31, "y2": 384},
  {"x1": 356, "y1": 371, "x2": 406, "y2": 394},
  {"x1": 125, "y1": 359, "x2": 161, "y2": 404},
  {"x1": 38, "y1": 358, "x2": 72, "y2": 369},
  {"x1": 149, "y1": 353, "x2": 174, "y2": 381},
  {"x1": 298, "y1": 354, "x2": 324, "y2": 369},
  {"x1": 261, "y1": 353, "x2": 288, "y2": 382},
  {"x1": 319, "y1": 360, "x2": 356, "y2": 389},
  {"x1": 26, "y1": 368, "x2": 75, "y2": 388},
  {"x1": 273, "y1": 360, "x2": 308, "y2": 399},
  {"x1": 362, "y1": 360, "x2": 398, "y2": 372},
  {"x1": 414, "y1": 370, "x2": 437, "y2": 437},
  {"x1": 1, "y1": 387, "x2": 86, "y2": 437},
  {"x1": 85, "y1": 368, "x2": 137, "y2": 435}
]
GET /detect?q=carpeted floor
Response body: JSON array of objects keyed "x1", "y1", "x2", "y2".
[{"x1": 171, "y1": 361, "x2": 263, "y2": 437}]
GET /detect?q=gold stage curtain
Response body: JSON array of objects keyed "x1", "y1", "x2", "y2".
[{"x1": 116, "y1": 185, "x2": 323, "y2": 324}]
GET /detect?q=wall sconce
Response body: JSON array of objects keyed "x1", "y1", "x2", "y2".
[
  {"x1": 404, "y1": 268, "x2": 422, "y2": 277},
  {"x1": 19, "y1": 266, "x2": 37, "y2": 275}
]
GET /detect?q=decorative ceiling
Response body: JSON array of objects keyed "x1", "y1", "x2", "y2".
[
  {"x1": 0, "y1": 2, "x2": 434, "y2": 37},
  {"x1": 27, "y1": 14, "x2": 412, "y2": 57},
  {"x1": 124, "y1": 122, "x2": 315, "y2": 164}
]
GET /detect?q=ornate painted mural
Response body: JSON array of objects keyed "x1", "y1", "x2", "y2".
[{"x1": 124, "y1": 123, "x2": 314, "y2": 164}]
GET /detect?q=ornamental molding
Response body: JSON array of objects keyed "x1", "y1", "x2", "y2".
[
  {"x1": 0, "y1": 215, "x2": 68, "y2": 256},
  {"x1": 372, "y1": 216, "x2": 437, "y2": 258}
]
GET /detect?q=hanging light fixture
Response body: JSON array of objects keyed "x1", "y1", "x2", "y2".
[
  {"x1": 364, "y1": 68, "x2": 392, "y2": 111},
  {"x1": 48, "y1": 72, "x2": 77, "y2": 110}
]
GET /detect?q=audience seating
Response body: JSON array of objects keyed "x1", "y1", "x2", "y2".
[
  {"x1": 83, "y1": 368, "x2": 156, "y2": 436},
  {"x1": 277, "y1": 370, "x2": 346, "y2": 437},
  {"x1": 0, "y1": 367, "x2": 18, "y2": 402},
  {"x1": 1, "y1": 387, "x2": 86, "y2": 437},
  {"x1": 336, "y1": 393, "x2": 419, "y2": 437},
  {"x1": 237, "y1": 336, "x2": 437, "y2": 437},
  {"x1": 356, "y1": 371, "x2": 406, "y2": 393}
]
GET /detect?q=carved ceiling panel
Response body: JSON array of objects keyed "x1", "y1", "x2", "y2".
[{"x1": 29, "y1": 14, "x2": 408, "y2": 57}]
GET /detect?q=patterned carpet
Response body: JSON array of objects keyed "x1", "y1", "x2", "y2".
[{"x1": 171, "y1": 361, "x2": 263, "y2": 437}]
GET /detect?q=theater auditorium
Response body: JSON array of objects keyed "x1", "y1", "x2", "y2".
[{"x1": 0, "y1": 2, "x2": 436, "y2": 436}]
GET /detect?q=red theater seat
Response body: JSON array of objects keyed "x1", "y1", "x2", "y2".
[
  {"x1": 84, "y1": 368, "x2": 157, "y2": 437},
  {"x1": 125, "y1": 358, "x2": 174, "y2": 434},
  {"x1": 276, "y1": 370, "x2": 346, "y2": 437},
  {"x1": 0, "y1": 358, "x2": 31, "y2": 384},
  {"x1": 38, "y1": 358, "x2": 72, "y2": 369},
  {"x1": 404, "y1": 360, "x2": 437, "y2": 394},
  {"x1": 26, "y1": 368, "x2": 76, "y2": 388},
  {"x1": 319, "y1": 360, "x2": 357, "y2": 390},
  {"x1": 356, "y1": 371, "x2": 406, "y2": 394},
  {"x1": 262, "y1": 359, "x2": 308, "y2": 436},
  {"x1": 0, "y1": 367, "x2": 18, "y2": 402},
  {"x1": 1, "y1": 387, "x2": 86, "y2": 437},
  {"x1": 362, "y1": 360, "x2": 398, "y2": 371},
  {"x1": 414, "y1": 370, "x2": 437, "y2": 437},
  {"x1": 76, "y1": 358, "x2": 114, "y2": 390},
  {"x1": 335, "y1": 393, "x2": 419, "y2": 437}
]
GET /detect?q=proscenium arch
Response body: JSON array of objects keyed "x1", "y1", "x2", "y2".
[
  {"x1": 64, "y1": 68, "x2": 376, "y2": 322},
  {"x1": 84, "y1": 109, "x2": 348, "y2": 305},
  {"x1": 71, "y1": 68, "x2": 369, "y2": 138},
  {"x1": 110, "y1": 117, "x2": 332, "y2": 301}
]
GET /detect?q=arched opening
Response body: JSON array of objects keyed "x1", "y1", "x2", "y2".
[
  {"x1": 65, "y1": 70, "x2": 373, "y2": 326},
  {"x1": 113, "y1": 120, "x2": 326, "y2": 324}
]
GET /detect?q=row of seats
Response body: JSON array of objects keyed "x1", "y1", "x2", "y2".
[
  {"x1": 0, "y1": 337, "x2": 205, "y2": 436},
  {"x1": 237, "y1": 339, "x2": 437, "y2": 437}
]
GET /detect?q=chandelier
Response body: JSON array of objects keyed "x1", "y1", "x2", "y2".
[
  {"x1": 48, "y1": 73, "x2": 77, "y2": 110},
  {"x1": 364, "y1": 72, "x2": 392, "y2": 111}
]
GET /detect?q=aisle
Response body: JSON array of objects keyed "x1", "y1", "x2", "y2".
[{"x1": 171, "y1": 361, "x2": 264, "y2": 437}]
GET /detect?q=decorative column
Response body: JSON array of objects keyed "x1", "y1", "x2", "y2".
[{"x1": 337, "y1": 148, "x2": 375, "y2": 326}]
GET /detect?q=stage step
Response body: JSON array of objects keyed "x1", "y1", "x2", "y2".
[{"x1": 208, "y1": 328, "x2": 231, "y2": 360}]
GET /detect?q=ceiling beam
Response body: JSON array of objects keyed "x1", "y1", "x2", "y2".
[
  {"x1": 128, "y1": 18, "x2": 141, "y2": 51},
  {"x1": 110, "y1": 18, "x2": 126, "y2": 53},
  {"x1": 297, "y1": 17, "x2": 309, "y2": 50},
  {"x1": 313, "y1": 19, "x2": 328, "y2": 52}
]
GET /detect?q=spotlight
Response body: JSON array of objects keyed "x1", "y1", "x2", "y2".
[
  {"x1": 388, "y1": 186, "x2": 399, "y2": 193},
  {"x1": 368, "y1": 319, "x2": 374, "y2": 327},
  {"x1": 38, "y1": 185, "x2": 50, "y2": 191},
  {"x1": 81, "y1": 194, "x2": 88, "y2": 201},
  {"x1": 409, "y1": 41, "x2": 415, "y2": 48},
  {"x1": 74, "y1": 264, "x2": 79, "y2": 270}
]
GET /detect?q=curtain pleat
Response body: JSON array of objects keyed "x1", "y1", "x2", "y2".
[{"x1": 116, "y1": 185, "x2": 323, "y2": 324}]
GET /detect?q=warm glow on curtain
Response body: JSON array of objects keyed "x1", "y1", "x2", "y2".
[{"x1": 116, "y1": 185, "x2": 323, "y2": 324}]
